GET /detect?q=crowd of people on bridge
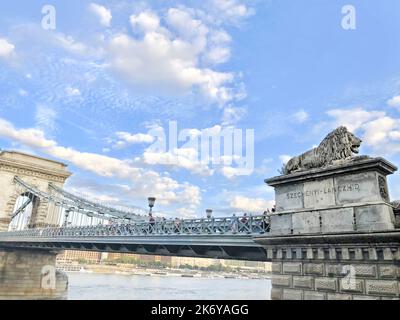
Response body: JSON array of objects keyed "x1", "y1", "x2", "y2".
[{"x1": 140, "y1": 205, "x2": 275, "y2": 234}]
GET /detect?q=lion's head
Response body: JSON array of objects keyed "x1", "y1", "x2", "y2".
[{"x1": 319, "y1": 126, "x2": 362, "y2": 163}]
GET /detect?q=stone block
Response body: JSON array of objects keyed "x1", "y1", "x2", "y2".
[
  {"x1": 340, "y1": 278, "x2": 364, "y2": 294},
  {"x1": 293, "y1": 276, "x2": 314, "y2": 289},
  {"x1": 271, "y1": 262, "x2": 282, "y2": 274},
  {"x1": 334, "y1": 172, "x2": 380, "y2": 205},
  {"x1": 304, "y1": 263, "x2": 324, "y2": 275},
  {"x1": 282, "y1": 289, "x2": 303, "y2": 300},
  {"x1": 303, "y1": 178, "x2": 336, "y2": 209},
  {"x1": 292, "y1": 211, "x2": 320, "y2": 234},
  {"x1": 368, "y1": 248, "x2": 378, "y2": 260},
  {"x1": 355, "y1": 204, "x2": 395, "y2": 232},
  {"x1": 315, "y1": 277, "x2": 337, "y2": 292},
  {"x1": 366, "y1": 280, "x2": 399, "y2": 296},
  {"x1": 378, "y1": 265, "x2": 398, "y2": 279},
  {"x1": 353, "y1": 264, "x2": 377, "y2": 278},
  {"x1": 283, "y1": 262, "x2": 302, "y2": 275},
  {"x1": 341, "y1": 248, "x2": 350, "y2": 260},
  {"x1": 383, "y1": 248, "x2": 394, "y2": 260},
  {"x1": 326, "y1": 264, "x2": 346, "y2": 277},
  {"x1": 303, "y1": 291, "x2": 326, "y2": 300},
  {"x1": 270, "y1": 213, "x2": 293, "y2": 236},
  {"x1": 354, "y1": 248, "x2": 364, "y2": 260},
  {"x1": 317, "y1": 248, "x2": 325, "y2": 260},
  {"x1": 327, "y1": 293, "x2": 352, "y2": 300},
  {"x1": 271, "y1": 288, "x2": 282, "y2": 300},
  {"x1": 329, "y1": 248, "x2": 337, "y2": 260},
  {"x1": 353, "y1": 295, "x2": 381, "y2": 300},
  {"x1": 271, "y1": 275, "x2": 292, "y2": 288},
  {"x1": 330, "y1": 264, "x2": 377, "y2": 278},
  {"x1": 295, "y1": 248, "x2": 303, "y2": 259},
  {"x1": 320, "y1": 208, "x2": 354, "y2": 233},
  {"x1": 275, "y1": 183, "x2": 304, "y2": 211}
]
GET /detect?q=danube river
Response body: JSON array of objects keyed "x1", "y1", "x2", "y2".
[{"x1": 67, "y1": 273, "x2": 271, "y2": 300}]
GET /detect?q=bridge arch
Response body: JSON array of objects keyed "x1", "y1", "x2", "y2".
[{"x1": 0, "y1": 150, "x2": 71, "y2": 231}]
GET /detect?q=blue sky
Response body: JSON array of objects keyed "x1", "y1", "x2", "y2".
[{"x1": 1, "y1": 0, "x2": 400, "y2": 218}]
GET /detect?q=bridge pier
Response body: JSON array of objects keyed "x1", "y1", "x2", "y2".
[
  {"x1": 0, "y1": 248, "x2": 68, "y2": 300},
  {"x1": 257, "y1": 234, "x2": 399, "y2": 300},
  {"x1": 263, "y1": 157, "x2": 400, "y2": 300}
]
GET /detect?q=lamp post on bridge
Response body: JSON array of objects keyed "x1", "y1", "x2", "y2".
[
  {"x1": 63, "y1": 209, "x2": 70, "y2": 227},
  {"x1": 206, "y1": 209, "x2": 213, "y2": 219},
  {"x1": 148, "y1": 197, "x2": 156, "y2": 215}
]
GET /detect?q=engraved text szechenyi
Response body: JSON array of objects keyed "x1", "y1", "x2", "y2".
[{"x1": 286, "y1": 184, "x2": 360, "y2": 199}]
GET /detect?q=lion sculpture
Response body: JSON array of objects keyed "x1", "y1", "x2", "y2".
[{"x1": 283, "y1": 126, "x2": 362, "y2": 175}]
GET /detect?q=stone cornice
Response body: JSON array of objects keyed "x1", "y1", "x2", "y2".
[
  {"x1": 254, "y1": 230, "x2": 400, "y2": 246},
  {"x1": 0, "y1": 158, "x2": 71, "y2": 182}
]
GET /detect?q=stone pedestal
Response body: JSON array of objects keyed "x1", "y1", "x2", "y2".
[
  {"x1": 0, "y1": 248, "x2": 68, "y2": 300},
  {"x1": 267, "y1": 157, "x2": 397, "y2": 235},
  {"x1": 262, "y1": 157, "x2": 400, "y2": 300}
]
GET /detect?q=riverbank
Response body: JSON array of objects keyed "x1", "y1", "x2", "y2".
[{"x1": 57, "y1": 263, "x2": 271, "y2": 280}]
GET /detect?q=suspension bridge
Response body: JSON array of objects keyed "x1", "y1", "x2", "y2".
[{"x1": 0, "y1": 151, "x2": 269, "y2": 261}]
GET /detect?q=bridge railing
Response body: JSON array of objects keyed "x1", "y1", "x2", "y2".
[{"x1": 0, "y1": 215, "x2": 270, "y2": 238}]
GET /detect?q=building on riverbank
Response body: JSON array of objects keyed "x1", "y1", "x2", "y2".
[{"x1": 57, "y1": 250, "x2": 271, "y2": 272}]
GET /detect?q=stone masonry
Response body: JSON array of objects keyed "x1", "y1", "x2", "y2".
[
  {"x1": 0, "y1": 248, "x2": 68, "y2": 300},
  {"x1": 258, "y1": 156, "x2": 400, "y2": 300},
  {"x1": 265, "y1": 244, "x2": 399, "y2": 300},
  {"x1": 0, "y1": 150, "x2": 71, "y2": 231}
]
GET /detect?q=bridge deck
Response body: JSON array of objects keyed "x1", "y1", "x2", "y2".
[{"x1": 0, "y1": 231, "x2": 268, "y2": 261}]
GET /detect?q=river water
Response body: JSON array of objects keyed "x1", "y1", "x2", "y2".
[{"x1": 67, "y1": 273, "x2": 271, "y2": 300}]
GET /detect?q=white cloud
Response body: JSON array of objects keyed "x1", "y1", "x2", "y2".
[
  {"x1": 18, "y1": 89, "x2": 28, "y2": 96},
  {"x1": 326, "y1": 108, "x2": 385, "y2": 132},
  {"x1": 0, "y1": 117, "x2": 201, "y2": 207},
  {"x1": 112, "y1": 131, "x2": 155, "y2": 149},
  {"x1": 35, "y1": 105, "x2": 57, "y2": 132},
  {"x1": 230, "y1": 195, "x2": 274, "y2": 213},
  {"x1": 279, "y1": 154, "x2": 292, "y2": 164},
  {"x1": 255, "y1": 158, "x2": 273, "y2": 176},
  {"x1": 89, "y1": 3, "x2": 112, "y2": 27},
  {"x1": 116, "y1": 131, "x2": 155, "y2": 144},
  {"x1": 388, "y1": 95, "x2": 400, "y2": 108},
  {"x1": 0, "y1": 37, "x2": 15, "y2": 58},
  {"x1": 105, "y1": 7, "x2": 243, "y2": 105},
  {"x1": 222, "y1": 106, "x2": 246, "y2": 125},
  {"x1": 326, "y1": 107, "x2": 400, "y2": 156},
  {"x1": 220, "y1": 166, "x2": 252, "y2": 179},
  {"x1": 209, "y1": 0, "x2": 255, "y2": 24},
  {"x1": 53, "y1": 33, "x2": 89, "y2": 55},
  {"x1": 65, "y1": 87, "x2": 81, "y2": 96},
  {"x1": 107, "y1": 30, "x2": 233, "y2": 104},
  {"x1": 130, "y1": 123, "x2": 252, "y2": 178},
  {"x1": 130, "y1": 11, "x2": 161, "y2": 33},
  {"x1": 293, "y1": 109, "x2": 309, "y2": 123},
  {"x1": 143, "y1": 148, "x2": 214, "y2": 176}
]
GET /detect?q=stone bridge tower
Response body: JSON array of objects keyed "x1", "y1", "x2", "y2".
[{"x1": 0, "y1": 150, "x2": 71, "y2": 231}]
